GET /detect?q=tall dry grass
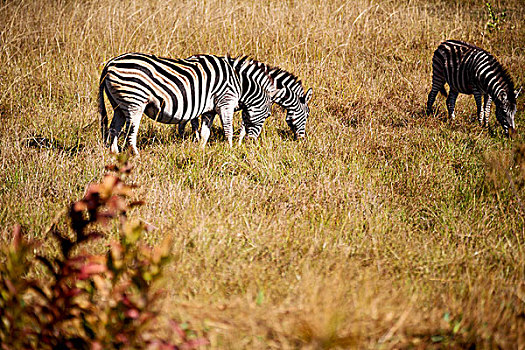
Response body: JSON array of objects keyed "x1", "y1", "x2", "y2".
[{"x1": 1, "y1": 0, "x2": 525, "y2": 348}]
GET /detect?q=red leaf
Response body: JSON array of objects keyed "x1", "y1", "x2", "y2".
[
  {"x1": 78, "y1": 263, "x2": 107, "y2": 280},
  {"x1": 169, "y1": 320, "x2": 187, "y2": 340},
  {"x1": 181, "y1": 338, "x2": 209, "y2": 349},
  {"x1": 64, "y1": 287, "x2": 82, "y2": 297},
  {"x1": 125, "y1": 308, "x2": 140, "y2": 319},
  {"x1": 116, "y1": 333, "x2": 129, "y2": 344},
  {"x1": 73, "y1": 201, "x2": 88, "y2": 212},
  {"x1": 91, "y1": 341, "x2": 103, "y2": 350}
]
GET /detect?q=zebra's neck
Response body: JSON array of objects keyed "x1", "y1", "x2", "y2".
[
  {"x1": 227, "y1": 56, "x2": 274, "y2": 102},
  {"x1": 473, "y1": 51, "x2": 515, "y2": 106},
  {"x1": 269, "y1": 68, "x2": 304, "y2": 107}
]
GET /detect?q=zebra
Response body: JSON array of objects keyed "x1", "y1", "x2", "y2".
[
  {"x1": 182, "y1": 57, "x2": 313, "y2": 143},
  {"x1": 98, "y1": 53, "x2": 279, "y2": 154},
  {"x1": 426, "y1": 40, "x2": 520, "y2": 136},
  {"x1": 239, "y1": 65, "x2": 313, "y2": 142}
]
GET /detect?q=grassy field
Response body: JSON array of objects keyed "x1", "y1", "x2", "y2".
[{"x1": 1, "y1": 0, "x2": 525, "y2": 348}]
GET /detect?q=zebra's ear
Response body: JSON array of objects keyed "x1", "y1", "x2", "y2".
[
  {"x1": 304, "y1": 88, "x2": 313, "y2": 104},
  {"x1": 515, "y1": 87, "x2": 522, "y2": 99}
]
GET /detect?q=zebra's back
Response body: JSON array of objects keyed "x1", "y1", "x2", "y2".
[
  {"x1": 432, "y1": 40, "x2": 513, "y2": 97},
  {"x1": 102, "y1": 53, "x2": 236, "y2": 124},
  {"x1": 433, "y1": 40, "x2": 484, "y2": 95}
]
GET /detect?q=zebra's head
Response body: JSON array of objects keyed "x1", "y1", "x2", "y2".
[
  {"x1": 242, "y1": 83, "x2": 289, "y2": 139},
  {"x1": 270, "y1": 68, "x2": 313, "y2": 139},
  {"x1": 495, "y1": 88, "x2": 519, "y2": 137},
  {"x1": 242, "y1": 85, "x2": 279, "y2": 138},
  {"x1": 282, "y1": 88, "x2": 313, "y2": 139},
  {"x1": 228, "y1": 56, "x2": 289, "y2": 139}
]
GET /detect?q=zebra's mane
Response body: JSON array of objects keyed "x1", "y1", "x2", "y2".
[
  {"x1": 499, "y1": 67, "x2": 517, "y2": 102},
  {"x1": 484, "y1": 53, "x2": 517, "y2": 104},
  {"x1": 229, "y1": 56, "x2": 304, "y2": 93},
  {"x1": 448, "y1": 39, "x2": 483, "y2": 51},
  {"x1": 269, "y1": 67, "x2": 304, "y2": 93},
  {"x1": 229, "y1": 56, "x2": 274, "y2": 84}
]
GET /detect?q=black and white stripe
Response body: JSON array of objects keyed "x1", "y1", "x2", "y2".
[
  {"x1": 186, "y1": 60, "x2": 313, "y2": 142},
  {"x1": 98, "y1": 53, "x2": 276, "y2": 154},
  {"x1": 239, "y1": 65, "x2": 313, "y2": 141},
  {"x1": 426, "y1": 40, "x2": 519, "y2": 135},
  {"x1": 269, "y1": 67, "x2": 312, "y2": 139},
  {"x1": 184, "y1": 56, "x2": 285, "y2": 144}
]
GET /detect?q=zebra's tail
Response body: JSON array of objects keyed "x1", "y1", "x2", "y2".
[
  {"x1": 99, "y1": 64, "x2": 109, "y2": 145},
  {"x1": 439, "y1": 86, "x2": 447, "y2": 97}
]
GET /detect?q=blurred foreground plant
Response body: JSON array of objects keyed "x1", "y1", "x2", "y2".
[
  {"x1": 485, "y1": 2, "x2": 507, "y2": 33},
  {"x1": 0, "y1": 159, "x2": 207, "y2": 349}
]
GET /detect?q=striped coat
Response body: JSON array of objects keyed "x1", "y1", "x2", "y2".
[
  {"x1": 269, "y1": 67, "x2": 312, "y2": 139},
  {"x1": 239, "y1": 65, "x2": 313, "y2": 141},
  {"x1": 185, "y1": 59, "x2": 313, "y2": 142},
  {"x1": 426, "y1": 40, "x2": 519, "y2": 135},
  {"x1": 99, "y1": 53, "x2": 277, "y2": 154}
]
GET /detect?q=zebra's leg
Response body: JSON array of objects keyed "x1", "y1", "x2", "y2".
[
  {"x1": 108, "y1": 109, "x2": 126, "y2": 154},
  {"x1": 426, "y1": 71, "x2": 446, "y2": 116},
  {"x1": 217, "y1": 106, "x2": 235, "y2": 148},
  {"x1": 125, "y1": 105, "x2": 145, "y2": 156},
  {"x1": 446, "y1": 90, "x2": 459, "y2": 120},
  {"x1": 483, "y1": 95, "x2": 492, "y2": 127},
  {"x1": 199, "y1": 112, "x2": 216, "y2": 149},
  {"x1": 426, "y1": 87, "x2": 441, "y2": 116},
  {"x1": 178, "y1": 120, "x2": 188, "y2": 139},
  {"x1": 238, "y1": 120, "x2": 246, "y2": 146},
  {"x1": 191, "y1": 118, "x2": 200, "y2": 141},
  {"x1": 473, "y1": 91, "x2": 483, "y2": 124},
  {"x1": 239, "y1": 109, "x2": 255, "y2": 144},
  {"x1": 103, "y1": 91, "x2": 119, "y2": 147}
]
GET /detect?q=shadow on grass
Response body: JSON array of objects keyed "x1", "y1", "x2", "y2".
[
  {"x1": 137, "y1": 124, "x2": 228, "y2": 149},
  {"x1": 24, "y1": 135, "x2": 84, "y2": 156},
  {"x1": 410, "y1": 106, "x2": 510, "y2": 140},
  {"x1": 414, "y1": 105, "x2": 449, "y2": 122}
]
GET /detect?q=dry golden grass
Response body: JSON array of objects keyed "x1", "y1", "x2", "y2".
[{"x1": 1, "y1": 0, "x2": 525, "y2": 348}]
